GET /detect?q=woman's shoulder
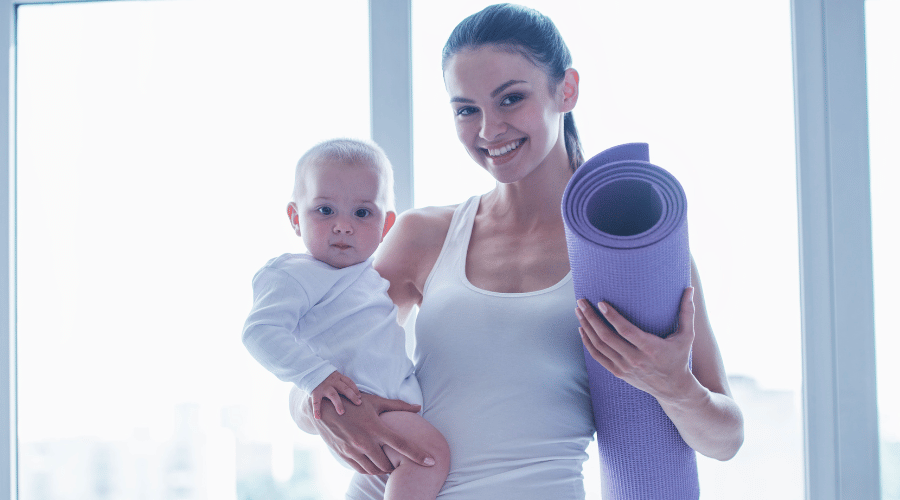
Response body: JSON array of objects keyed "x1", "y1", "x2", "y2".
[
  {"x1": 375, "y1": 205, "x2": 456, "y2": 289},
  {"x1": 381, "y1": 204, "x2": 457, "y2": 263},
  {"x1": 396, "y1": 204, "x2": 457, "y2": 237}
]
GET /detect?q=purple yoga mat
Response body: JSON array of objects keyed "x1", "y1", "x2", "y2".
[{"x1": 562, "y1": 143, "x2": 699, "y2": 499}]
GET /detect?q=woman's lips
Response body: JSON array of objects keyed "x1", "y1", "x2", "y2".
[{"x1": 485, "y1": 138, "x2": 525, "y2": 158}]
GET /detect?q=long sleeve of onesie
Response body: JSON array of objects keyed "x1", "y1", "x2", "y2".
[{"x1": 242, "y1": 265, "x2": 337, "y2": 393}]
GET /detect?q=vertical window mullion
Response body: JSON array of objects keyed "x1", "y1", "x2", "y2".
[
  {"x1": 2, "y1": 1, "x2": 15, "y2": 499},
  {"x1": 369, "y1": 0, "x2": 413, "y2": 214},
  {"x1": 792, "y1": 0, "x2": 880, "y2": 498}
]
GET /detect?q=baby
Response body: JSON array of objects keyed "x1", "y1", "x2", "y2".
[{"x1": 242, "y1": 138, "x2": 449, "y2": 499}]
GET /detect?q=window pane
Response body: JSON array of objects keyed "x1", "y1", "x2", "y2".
[
  {"x1": 16, "y1": 1, "x2": 366, "y2": 498},
  {"x1": 412, "y1": 1, "x2": 801, "y2": 497},
  {"x1": 865, "y1": 1, "x2": 900, "y2": 498}
]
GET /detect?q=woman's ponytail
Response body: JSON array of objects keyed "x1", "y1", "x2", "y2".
[{"x1": 564, "y1": 112, "x2": 584, "y2": 169}]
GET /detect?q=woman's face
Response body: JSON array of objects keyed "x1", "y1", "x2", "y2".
[{"x1": 443, "y1": 45, "x2": 576, "y2": 184}]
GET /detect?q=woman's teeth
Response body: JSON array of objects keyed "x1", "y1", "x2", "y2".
[{"x1": 487, "y1": 139, "x2": 523, "y2": 157}]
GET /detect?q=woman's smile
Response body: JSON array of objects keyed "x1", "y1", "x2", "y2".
[{"x1": 485, "y1": 138, "x2": 526, "y2": 158}]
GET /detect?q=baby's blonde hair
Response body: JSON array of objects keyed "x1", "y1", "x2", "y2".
[{"x1": 292, "y1": 138, "x2": 395, "y2": 212}]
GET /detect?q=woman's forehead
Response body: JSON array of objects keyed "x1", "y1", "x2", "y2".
[{"x1": 443, "y1": 46, "x2": 546, "y2": 96}]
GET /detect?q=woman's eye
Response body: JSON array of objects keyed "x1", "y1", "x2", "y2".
[
  {"x1": 355, "y1": 208, "x2": 372, "y2": 218},
  {"x1": 456, "y1": 106, "x2": 478, "y2": 117},
  {"x1": 317, "y1": 206, "x2": 333, "y2": 216},
  {"x1": 500, "y1": 94, "x2": 524, "y2": 106}
]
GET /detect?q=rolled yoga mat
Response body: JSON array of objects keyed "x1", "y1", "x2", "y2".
[{"x1": 562, "y1": 143, "x2": 699, "y2": 499}]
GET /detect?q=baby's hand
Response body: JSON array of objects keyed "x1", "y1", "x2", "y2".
[{"x1": 310, "y1": 371, "x2": 363, "y2": 419}]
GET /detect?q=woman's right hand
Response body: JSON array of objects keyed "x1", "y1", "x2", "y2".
[{"x1": 289, "y1": 386, "x2": 434, "y2": 475}]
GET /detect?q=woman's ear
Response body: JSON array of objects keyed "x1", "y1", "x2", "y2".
[
  {"x1": 382, "y1": 211, "x2": 397, "y2": 239},
  {"x1": 287, "y1": 202, "x2": 302, "y2": 237},
  {"x1": 560, "y1": 68, "x2": 579, "y2": 113}
]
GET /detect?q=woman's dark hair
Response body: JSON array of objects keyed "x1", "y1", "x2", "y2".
[{"x1": 442, "y1": 3, "x2": 585, "y2": 169}]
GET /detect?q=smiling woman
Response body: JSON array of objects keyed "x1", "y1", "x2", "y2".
[{"x1": 412, "y1": 0, "x2": 801, "y2": 497}]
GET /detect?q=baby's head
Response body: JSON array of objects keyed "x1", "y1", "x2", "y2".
[{"x1": 287, "y1": 138, "x2": 396, "y2": 269}]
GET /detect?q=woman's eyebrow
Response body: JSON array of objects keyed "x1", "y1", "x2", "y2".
[
  {"x1": 449, "y1": 79, "x2": 528, "y2": 103},
  {"x1": 490, "y1": 79, "x2": 526, "y2": 98}
]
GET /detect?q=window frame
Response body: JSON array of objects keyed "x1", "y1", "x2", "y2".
[
  {"x1": 791, "y1": 0, "x2": 881, "y2": 497},
  {"x1": 0, "y1": 0, "x2": 880, "y2": 498}
]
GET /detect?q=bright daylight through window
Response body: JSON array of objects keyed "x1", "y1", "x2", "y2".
[{"x1": 10, "y1": 0, "x2": 897, "y2": 499}]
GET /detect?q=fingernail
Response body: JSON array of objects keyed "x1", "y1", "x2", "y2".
[
  {"x1": 424, "y1": 457, "x2": 435, "y2": 466},
  {"x1": 577, "y1": 299, "x2": 588, "y2": 311},
  {"x1": 597, "y1": 302, "x2": 608, "y2": 314}
]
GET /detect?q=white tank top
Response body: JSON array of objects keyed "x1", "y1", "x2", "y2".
[{"x1": 346, "y1": 195, "x2": 595, "y2": 499}]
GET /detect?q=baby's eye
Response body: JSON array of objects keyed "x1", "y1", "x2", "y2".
[
  {"x1": 355, "y1": 208, "x2": 372, "y2": 218},
  {"x1": 500, "y1": 94, "x2": 524, "y2": 106},
  {"x1": 317, "y1": 206, "x2": 334, "y2": 216}
]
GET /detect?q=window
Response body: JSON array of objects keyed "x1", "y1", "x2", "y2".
[
  {"x1": 15, "y1": 1, "x2": 367, "y2": 498},
  {"x1": 866, "y1": 1, "x2": 900, "y2": 497}
]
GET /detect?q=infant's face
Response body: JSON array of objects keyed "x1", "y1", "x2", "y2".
[{"x1": 295, "y1": 161, "x2": 391, "y2": 269}]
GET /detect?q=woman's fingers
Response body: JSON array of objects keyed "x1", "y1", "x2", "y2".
[
  {"x1": 352, "y1": 445, "x2": 394, "y2": 475},
  {"x1": 579, "y1": 326, "x2": 616, "y2": 371},
  {"x1": 673, "y1": 287, "x2": 696, "y2": 343},
  {"x1": 576, "y1": 304, "x2": 632, "y2": 378},
  {"x1": 371, "y1": 395, "x2": 422, "y2": 415},
  {"x1": 316, "y1": 394, "x2": 399, "y2": 474},
  {"x1": 367, "y1": 395, "x2": 433, "y2": 466},
  {"x1": 594, "y1": 300, "x2": 653, "y2": 350},
  {"x1": 575, "y1": 300, "x2": 632, "y2": 356},
  {"x1": 380, "y1": 427, "x2": 437, "y2": 467}
]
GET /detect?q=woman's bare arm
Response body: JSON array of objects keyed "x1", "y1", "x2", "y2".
[{"x1": 374, "y1": 205, "x2": 455, "y2": 324}]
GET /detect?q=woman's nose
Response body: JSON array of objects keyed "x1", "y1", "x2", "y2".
[{"x1": 479, "y1": 110, "x2": 506, "y2": 141}]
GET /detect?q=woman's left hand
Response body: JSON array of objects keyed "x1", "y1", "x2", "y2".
[
  {"x1": 575, "y1": 259, "x2": 744, "y2": 461},
  {"x1": 575, "y1": 287, "x2": 696, "y2": 403}
]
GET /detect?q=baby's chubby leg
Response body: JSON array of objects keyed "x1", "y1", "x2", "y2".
[{"x1": 380, "y1": 411, "x2": 450, "y2": 500}]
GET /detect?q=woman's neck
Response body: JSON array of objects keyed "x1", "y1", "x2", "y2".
[{"x1": 480, "y1": 147, "x2": 573, "y2": 229}]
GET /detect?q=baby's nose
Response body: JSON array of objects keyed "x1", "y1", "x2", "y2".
[{"x1": 333, "y1": 220, "x2": 353, "y2": 234}]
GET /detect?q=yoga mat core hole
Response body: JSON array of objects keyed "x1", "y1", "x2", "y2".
[{"x1": 587, "y1": 179, "x2": 662, "y2": 236}]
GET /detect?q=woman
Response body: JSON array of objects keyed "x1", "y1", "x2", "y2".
[{"x1": 290, "y1": 4, "x2": 744, "y2": 498}]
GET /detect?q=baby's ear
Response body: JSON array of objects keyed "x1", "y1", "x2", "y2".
[
  {"x1": 382, "y1": 211, "x2": 397, "y2": 239},
  {"x1": 287, "y1": 203, "x2": 302, "y2": 236}
]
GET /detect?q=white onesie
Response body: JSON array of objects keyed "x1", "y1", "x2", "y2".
[{"x1": 242, "y1": 253, "x2": 421, "y2": 406}]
